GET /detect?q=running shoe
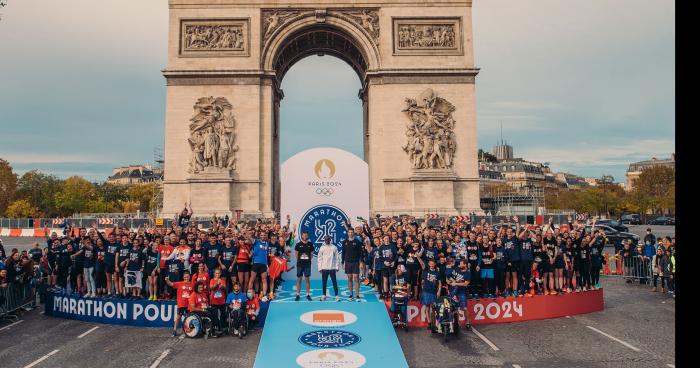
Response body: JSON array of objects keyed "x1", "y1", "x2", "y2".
[
  {"x1": 295, "y1": 294, "x2": 300, "y2": 301},
  {"x1": 306, "y1": 294, "x2": 312, "y2": 301},
  {"x1": 335, "y1": 296, "x2": 341, "y2": 302},
  {"x1": 320, "y1": 295, "x2": 326, "y2": 301},
  {"x1": 171, "y1": 330, "x2": 178, "y2": 337},
  {"x1": 550, "y1": 290, "x2": 558, "y2": 295},
  {"x1": 349, "y1": 296, "x2": 355, "y2": 301},
  {"x1": 513, "y1": 291, "x2": 519, "y2": 298}
]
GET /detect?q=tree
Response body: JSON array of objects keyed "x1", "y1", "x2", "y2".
[
  {"x1": 95, "y1": 182, "x2": 128, "y2": 204},
  {"x1": 0, "y1": 159, "x2": 18, "y2": 215},
  {"x1": 15, "y1": 170, "x2": 63, "y2": 217},
  {"x1": 632, "y1": 166, "x2": 675, "y2": 214},
  {"x1": 127, "y1": 183, "x2": 156, "y2": 212},
  {"x1": 5, "y1": 199, "x2": 39, "y2": 218},
  {"x1": 54, "y1": 176, "x2": 97, "y2": 216}
]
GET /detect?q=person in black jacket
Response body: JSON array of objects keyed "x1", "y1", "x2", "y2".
[{"x1": 342, "y1": 227, "x2": 364, "y2": 301}]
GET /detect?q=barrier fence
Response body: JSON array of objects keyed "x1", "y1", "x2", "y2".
[
  {"x1": 0, "y1": 282, "x2": 37, "y2": 321},
  {"x1": 602, "y1": 254, "x2": 653, "y2": 281}
]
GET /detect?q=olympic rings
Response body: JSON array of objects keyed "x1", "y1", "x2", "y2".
[{"x1": 315, "y1": 188, "x2": 334, "y2": 196}]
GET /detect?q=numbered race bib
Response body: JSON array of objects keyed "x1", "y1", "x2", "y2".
[
  {"x1": 214, "y1": 291, "x2": 223, "y2": 298},
  {"x1": 301, "y1": 254, "x2": 309, "y2": 260}
]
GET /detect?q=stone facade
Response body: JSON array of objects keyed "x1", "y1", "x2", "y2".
[{"x1": 162, "y1": 0, "x2": 481, "y2": 217}]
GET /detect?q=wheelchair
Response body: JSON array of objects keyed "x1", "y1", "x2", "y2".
[
  {"x1": 183, "y1": 312, "x2": 214, "y2": 339},
  {"x1": 430, "y1": 295, "x2": 460, "y2": 342},
  {"x1": 227, "y1": 305, "x2": 249, "y2": 339},
  {"x1": 390, "y1": 285, "x2": 410, "y2": 331}
]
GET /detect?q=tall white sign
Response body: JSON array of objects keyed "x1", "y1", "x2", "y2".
[{"x1": 281, "y1": 147, "x2": 369, "y2": 255}]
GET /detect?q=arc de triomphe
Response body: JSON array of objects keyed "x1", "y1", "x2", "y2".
[{"x1": 162, "y1": 0, "x2": 481, "y2": 217}]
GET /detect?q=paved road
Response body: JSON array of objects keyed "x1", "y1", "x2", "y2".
[{"x1": 0, "y1": 276, "x2": 674, "y2": 368}]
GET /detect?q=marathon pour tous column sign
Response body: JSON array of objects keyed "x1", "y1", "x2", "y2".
[
  {"x1": 281, "y1": 147, "x2": 370, "y2": 256},
  {"x1": 299, "y1": 204, "x2": 350, "y2": 255}
]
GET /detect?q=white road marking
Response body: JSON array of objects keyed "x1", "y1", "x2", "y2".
[
  {"x1": 667, "y1": 364, "x2": 675, "y2": 368},
  {"x1": 149, "y1": 349, "x2": 171, "y2": 368},
  {"x1": 471, "y1": 327, "x2": 500, "y2": 351},
  {"x1": 77, "y1": 326, "x2": 99, "y2": 338},
  {"x1": 23, "y1": 349, "x2": 59, "y2": 368},
  {"x1": 586, "y1": 326, "x2": 641, "y2": 352},
  {"x1": 0, "y1": 319, "x2": 24, "y2": 331},
  {"x1": 513, "y1": 365, "x2": 522, "y2": 368}
]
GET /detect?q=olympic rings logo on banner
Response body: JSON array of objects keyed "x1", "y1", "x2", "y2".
[{"x1": 315, "y1": 188, "x2": 334, "y2": 196}]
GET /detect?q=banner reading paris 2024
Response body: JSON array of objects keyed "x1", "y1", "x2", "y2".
[{"x1": 281, "y1": 148, "x2": 369, "y2": 256}]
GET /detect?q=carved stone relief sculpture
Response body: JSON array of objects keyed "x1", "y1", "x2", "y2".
[
  {"x1": 393, "y1": 17, "x2": 462, "y2": 55},
  {"x1": 180, "y1": 19, "x2": 249, "y2": 56},
  {"x1": 188, "y1": 97, "x2": 239, "y2": 174},
  {"x1": 402, "y1": 89, "x2": 457, "y2": 170}
]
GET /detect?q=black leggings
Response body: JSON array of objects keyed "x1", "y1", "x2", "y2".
[
  {"x1": 482, "y1": 276, "x2": 494, "y2": 295},
  {"x1": 469, "y1": 265, "x2": 480, "y2": 295},
  {"x1": 519, "y1": 262, "x2": 532, "y2": 292},
  {"x1": 590, "y1": 266, "x2": 601, "y2": 286},
  {"x1": 321, "y1": 270, "x2": 339, "y2": 296},
  {"x1": 494, "y1": 268, "x2": 506, "y2": 294},
  {"x1": 211, "y1": 305, "x2": 226, "y2": 330},
  {"x1": 578, "y1": 261, "x2": 591, "y2": 288}
]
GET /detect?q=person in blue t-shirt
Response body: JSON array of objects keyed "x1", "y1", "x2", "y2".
[
  {"x1": 248, "y1": 232, "x2": 270, "y2": 300},
  {"x1": 448, "y1": 259, "x2": 472, "y2": 330},
  {"x1": 417, "y1": 256, "x2": 441, "y2": 331},
  {"x1": 226, "y1": 281, "x2": 248, "y2": 336},
  {"x1": 502, "y1": 221, "x2": 521, "y2": 297},
  {"x1": 378, "y1": 235, "x2": 397, "y2": 300}
]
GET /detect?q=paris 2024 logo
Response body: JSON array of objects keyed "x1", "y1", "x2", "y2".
[{"x1": 299, "y1": 204, "x2": 349, "y2": 256}]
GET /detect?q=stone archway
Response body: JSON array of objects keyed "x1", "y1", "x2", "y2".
[{"x1": 162, "y1": 1, "x2": 482, "y2": 218}]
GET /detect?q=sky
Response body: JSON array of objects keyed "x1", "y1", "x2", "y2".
[{"x1": 0, "y1": 0, "x2": 674, "y2": 182}]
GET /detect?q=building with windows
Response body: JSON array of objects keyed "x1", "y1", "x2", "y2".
[
  {"x1": 625, "y1": 154, "x2": 675, "y2": 191},
  {"x1": 107, "y1": 165, "x2": 163, "y2": 184}
]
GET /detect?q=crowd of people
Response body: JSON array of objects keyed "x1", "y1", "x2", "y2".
[
  {"x1": 616, "y1": 229, "x2": 676, "y2": 298},
  {"x1": 0, "y1": 204, "x2": 676, "y2": 336}
]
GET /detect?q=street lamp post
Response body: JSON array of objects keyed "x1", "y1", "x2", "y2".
[{"x1": 601, "y1": 175, "x2": 614, "y2": 218}]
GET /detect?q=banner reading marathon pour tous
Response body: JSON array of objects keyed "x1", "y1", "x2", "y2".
[
  {"x1": 44, "y1": 292, "x2": 272, "y2": 328},
  {"x1": 281, "y1": 148, "x2": 370, "y2": 256}
]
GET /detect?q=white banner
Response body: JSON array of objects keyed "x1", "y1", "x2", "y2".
[{"x1": 281, "y1": 148, "x2": 369, "y2": 256}]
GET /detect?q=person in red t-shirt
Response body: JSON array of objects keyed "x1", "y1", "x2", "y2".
[
  {"x1": 158, "y1": 238, "x2": 174, "y2": 298},
  {"x1": 235, "y1": 236, "x2": 251, "y2": 294},
  {"x1": 209, "y1": 268, "x2": 227, "y2": 333},
  {"x1": 268, "y1": 255, "x2": 293, "y2": 298},
  {"x1": 165, "y1": 270, "x2": 192, "y2": 337},
  {"x1": 246, "y1": 288, "x2": 261, "y2": 329},
  {"x1": 188, "y1": 281, "x2": 221, "y2": 337},
  {"x1": 192, "y1": 263, "x2": 210, "y2": 296}
]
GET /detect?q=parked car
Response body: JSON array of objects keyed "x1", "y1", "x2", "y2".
[
  {"x1": 585, "y1": 224, "x2": 639, "y2": 246},
  {"x1": 647, "y1": 216, "x2": 675, "y2": 225},
  {"x1": 594, "y1": 219, "x2": 629, "y2": 233},
  {"x1": 619, "y1": 214, "x2": 642, "y2": 225}
]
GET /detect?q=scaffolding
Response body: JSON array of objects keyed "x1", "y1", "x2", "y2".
[
  {"x1": 152, "y1": 147, "x2": 164, "y2": 216},
  {"x1": 480, "y1": 184, "x2": 544, "y2": 216}
]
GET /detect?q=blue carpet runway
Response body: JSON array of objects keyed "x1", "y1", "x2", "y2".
[{"x1": 254, "y1": 280, "x2": 408, "y2": 368}]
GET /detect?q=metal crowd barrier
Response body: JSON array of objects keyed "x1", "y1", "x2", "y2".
[
  {"x1": 602, "y1": 254, "x2": 653, "y2": 281},
  {"x1": 0, "y1": 282, "x2": 37, "y2": 321}
]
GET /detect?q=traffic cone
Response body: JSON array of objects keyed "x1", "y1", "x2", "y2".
[
  {"x1": 603, "y1": 253, "x2": 611, "y2": 275},
  {"x1": 616, "y1": 255, "x2": 624, "y2": 275}
]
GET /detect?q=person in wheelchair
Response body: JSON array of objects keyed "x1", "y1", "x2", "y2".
[
  {"x1": 226, "y1": 281, "x2": 248, "y2": 336},
  {"x1": 390, "y1": 265, "x2": 411, "y2": 327},
  {"x1": 188, "y1": 281, "x2": 222, "y2": 337}
]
